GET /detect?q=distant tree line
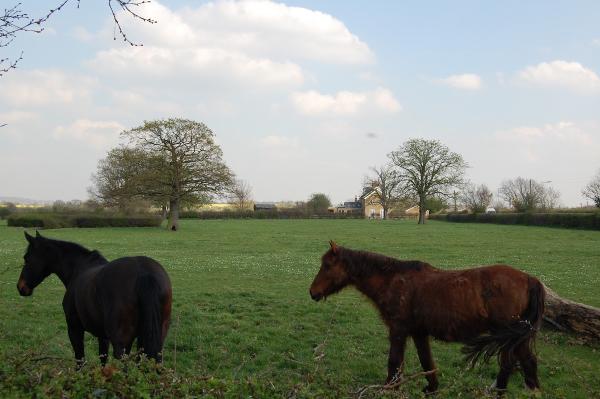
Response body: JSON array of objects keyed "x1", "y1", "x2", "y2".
[{"x1": 365, "y1": 138, "x2": 598, "y2": 224}]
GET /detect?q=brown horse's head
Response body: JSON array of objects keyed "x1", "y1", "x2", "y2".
[
  {"x1": 309, "y1": 241, "x2": 350, "y2": 301},
  {"x1": 17, "y1": 231, "x2": 52, "y2": 296}
]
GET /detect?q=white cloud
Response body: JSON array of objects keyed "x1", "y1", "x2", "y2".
[
  {"x1": 113, "y1": 0, "x2": 374, "y2": 65},
  {"x1": 518, "y1": 60, "x2": 600, "y2": 93},
  {"x1": 88, "y1": 0, "x2": 373, "y2": 89},
  {"x1": 90, "y1": 46, "x2": 304, "y2": 88},
  {"x1": 438, "y1": 73, "x2": 482, "y2": 90},
  {"x1": 593, "y1": 39, "x2": 600, "y2": 47},
  {"x1": 498, "y1": 121, "x2": 593, "y2": 145},
  {"x1": 291, "y1": 87, "x2": 401, "y2": 116},
  {"x1": 0, "y1": 70, "x2": 96, "y2": 107},
  {"x1": 53, "y1": 119, "x2": 125, "y2": 149},
  {"x1": 71, "y1": 26, "x2": 95, "y2": 42},
  {"x1": 0, "y1": 111, "x2": 37, "y2": 124},
  {"x1": 260, "y1": 135, "x2": 299, "y2": 149}
]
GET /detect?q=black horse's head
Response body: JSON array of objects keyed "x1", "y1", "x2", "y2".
[{"x1": 17, "y1": 231, "x2": 53, "y2": 296}]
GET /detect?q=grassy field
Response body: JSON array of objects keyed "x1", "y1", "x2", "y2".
[{"x1": 0, "y1": 219, "x2": 599, "y2": 398}]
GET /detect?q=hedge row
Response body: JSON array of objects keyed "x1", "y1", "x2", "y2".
[
  {"x1": 7, "y1": 214, "x2": 162, "y2": 229},
  {"x1": 180, "y1": 209, "x2": 363, "y2": 219},
  {"x1": 429, "y1": 212, "x2": 600, "y2": 230}
]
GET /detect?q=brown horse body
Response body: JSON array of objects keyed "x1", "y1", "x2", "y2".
[{"x1": 310, "y1": 242, "x2": 544, "y2": 394}]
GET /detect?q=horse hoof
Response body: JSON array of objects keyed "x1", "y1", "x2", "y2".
[{"x1": 422, "y1": 385, "x2": 438, "y2": 395}]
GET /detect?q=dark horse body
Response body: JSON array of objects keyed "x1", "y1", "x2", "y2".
[
  {"x1": 17, "y1": 232, "x2": 172, "y2": 366},
  {"x1": 309, "y1": 242, "x2": 544, "y2": 394}
]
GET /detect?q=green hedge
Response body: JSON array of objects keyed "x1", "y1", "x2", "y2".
[
  {"x1": 429, "y1": 212, "x2": 600, "y2": 230},
  {"x1": 180, "y1": 209, "x2": 363, "y2": 219},
  {"x1": 7, "y1": 213, "x2": 161, "y2": 229}
]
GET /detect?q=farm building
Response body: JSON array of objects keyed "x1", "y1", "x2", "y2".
[
  {"x1": 254, "y1": 202, "x2": 277, "y2": 211},
  {"x1": 329, "y1": 198, "x2": 362, "y2": 215}
]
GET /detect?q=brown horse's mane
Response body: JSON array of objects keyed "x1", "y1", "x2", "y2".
[{"x1": 337, "y1": 246, "x2": 433, "y2": 277}]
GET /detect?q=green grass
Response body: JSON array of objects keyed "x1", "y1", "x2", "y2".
[{"x1": 1, "y1": 219, "x2": 599, "y2": 398}]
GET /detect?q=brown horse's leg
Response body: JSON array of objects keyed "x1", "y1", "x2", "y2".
[
  {"x1": 99, "y1": 338, "x2": 109, "y2": 366},
  {"x1": 413, "y1": 334, "x2": 438, "y2": 393},
  {"x1": 494, "y1": 350, "x2": 516, "y2": 395},
  {"x1": 386, "y1": 331, "x2": 407, "y2": 384},
  {"x1": 515, "y1": 343, "x2": 540, "y2": 390}
]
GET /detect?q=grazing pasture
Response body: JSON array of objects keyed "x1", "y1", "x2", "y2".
[{"x1": 0, "y1": 219, "x2": 599, "y2": 398}]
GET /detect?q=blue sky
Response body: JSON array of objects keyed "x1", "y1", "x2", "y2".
[{"x1": 1, "y1": 1, "x2": 599, "y2": 206}]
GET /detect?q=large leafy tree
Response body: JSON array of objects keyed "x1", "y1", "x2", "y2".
[
  {"x1": 93, "y1": 118, "x2": 233, "y2": 231},
  {"x1": 306, "y1": 193, "x2": 331, "y2": 215},
  {"x1": 389, "y1": 138, "x2": 467, "y2": 224}
]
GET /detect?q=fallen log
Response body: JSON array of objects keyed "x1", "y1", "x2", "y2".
[{"x1": 542, "y1": 284, "x2": 600, "y2": 341}]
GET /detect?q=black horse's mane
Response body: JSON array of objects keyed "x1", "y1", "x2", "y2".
[
  {"x1": 39, "y1": 236, "x2": 108, "y2": 265},
  {"x1": 338, "y1": 247, "x2": 431, "y2": 277}
]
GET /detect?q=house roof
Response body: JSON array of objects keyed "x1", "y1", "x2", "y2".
[{"x1": 360, "y1": 187, "x2": 381, "y2": 200}]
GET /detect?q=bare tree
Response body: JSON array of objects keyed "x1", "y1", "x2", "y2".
[
  {"x1": 389, "y1": 138, "x2": 467, "y2": 224},
  {"x1": 364, "y1": 164, "x2": 403, "y2": 219},
  {"x1": 500, "y1": 178, "x2": 559, "y2": 212},
  {"x1": 461, "y1": 183, "x2": 493, "y2": 213},
  {"x1": 229, "y1": 179, "x2": 253, "y2": 210},
  {"x1": 1, "y1": 1, "x2": 155, "y2": 76},
  {"x1": 582, "y1": 170, "x2": 600, "y2": 208},
  {"x1": 540, "y1": 186, "x2": 561, "y2": 210}
]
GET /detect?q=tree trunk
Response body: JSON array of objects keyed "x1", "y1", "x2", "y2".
[
  {"x1": 542, "y1": 285, "x2": 600, "y2": 341},
  {"x1": 167, "y1": 198, "x2": 180, "y2": 231},
  {"x1": 418, "y1": 196, "x2": 426, "y2": 224}
]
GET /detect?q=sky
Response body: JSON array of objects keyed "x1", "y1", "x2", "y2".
[{"x1": 1, "y1": 0, "x2": 599, "y2": 206}]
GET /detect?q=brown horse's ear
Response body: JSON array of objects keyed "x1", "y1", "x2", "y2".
[
  {"x1": 24, "y1": 231, "x2": 35, "y2": 244},
  {"x1": 329, "y1": 240, "x2": 338, "y2": 255}
]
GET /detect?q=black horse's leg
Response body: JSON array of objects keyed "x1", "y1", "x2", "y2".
[
  {"x1": 386, "y1": 330, "x2": 407, "y2": 384},
  {"x1": 413, "y1": 334, "x2": 439, "y2": 393},
  {"x1": 515, "y1": 342, "x2": 540, "y2": 390},
  {"x1": 67, "y1": 323, "x2": 85, "y2": 369},
  {"x1": 112, "y1": 336, "x2": 135, "y2": 360},
  {"x1": 99, "y1": 338, "x2": 109, "y2": 366},
  {"x1": 494, "y1": 350, "x2": 516, "y2": 396}
]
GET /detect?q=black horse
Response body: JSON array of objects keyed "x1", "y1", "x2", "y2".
[{"x1": 17, "y1": 231, "x2": 172, "y2": 366}]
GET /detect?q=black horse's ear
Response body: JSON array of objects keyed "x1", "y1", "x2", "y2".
[
  {"x1": 36, "y1": 230, "x2": 42, "y2": 238},
  {"x1": 329, "y1": 240, "x2": 339, "y2": 255},
  {"x1": 24, "y1": 231, "x2": 35, "y2": 244}
]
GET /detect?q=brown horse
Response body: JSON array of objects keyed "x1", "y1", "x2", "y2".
[
  {"x1": 17, "y1": 231, "x2": 172, "y2": 366},
  {"x1": 309, "y1": 241, "x2": 544, "y2": 395}
]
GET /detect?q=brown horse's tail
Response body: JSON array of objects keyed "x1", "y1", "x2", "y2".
[
  {"x1": 462, "y1": 277, "x2": 545, "y2": 367},
  {"x1": 136, "y1": 274, "x2": 163, "y2": 362}
]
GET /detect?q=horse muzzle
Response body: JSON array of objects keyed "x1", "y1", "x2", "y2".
[
  {"x1": 309, "y1": 289, "x2": 323, "y2": 302},
  {"x1": 17, "y1": 279, "x2": 32, "y2": 296}
]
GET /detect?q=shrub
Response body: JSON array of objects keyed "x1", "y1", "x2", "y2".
[
  {"x1": 7, "y1": 214, "x2": 72, "y2": 229},
  {"x1": 74, "y1": 216, "x2": 162, "y2": 228},
  {"x1": 180, "y1": 209, "x2": 363, "y2": 219},
  {"x1": 430, "y1": 212, "x2": 600, "y2": 230},
  {"x1": 7, "y1": 213, "x2": 161, "y2": 229},
  {"x1": 0, "y1": 207, "x2": 13, "y2": 220}
]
